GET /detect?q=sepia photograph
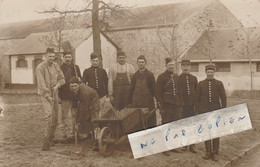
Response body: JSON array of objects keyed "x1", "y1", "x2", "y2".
[{"x1": 0, "y1": 0, "x2": 260, "y2": 166}]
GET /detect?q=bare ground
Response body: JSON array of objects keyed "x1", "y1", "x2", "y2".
[{"x1": 0, "y1": 94, "x2": 259, "y2": 167}]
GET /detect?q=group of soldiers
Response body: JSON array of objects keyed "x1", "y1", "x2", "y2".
[{"x1": 35, "y1": 48, "x2": 226, "y2": 161}]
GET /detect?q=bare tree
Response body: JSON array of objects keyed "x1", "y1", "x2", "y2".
[
  {"x1": 228, "y1": 24, "x2": 260, "y2": 98},
  {"x1": 153, "y1": 6, "x2": 193, "y2": 74},
  {"x1": 38, "y1": 14, "x2": 80, "y2": 65},
  {"x1": 192, "y1": 8, "x2": 217, "y2": 64},
  {"x1": 39, "y1": 15, "x2": 66, "y2": 52},
  {"x1": 152, "y1": 4, "x2": 221, "y2": 74},
  {"x1": 38, "y1": 0, "x2": 129, "y2": 68}
]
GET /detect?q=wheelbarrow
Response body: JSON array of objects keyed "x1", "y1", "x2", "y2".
[{"x1": 92, "y1": 107, "x2": 156, "y2": 157}]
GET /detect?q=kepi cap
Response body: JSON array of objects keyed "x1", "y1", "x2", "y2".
[
  {"x1": 181, "y1": 59, "x2": 191, "y2": 65},
  {"x1": 165, "y1": 57, "x2": 173, "y2": 65},
  {"x1": 46, "y1": 48, "x2": 55, "y2": 53},
  {"x1": 90, "y1": 53, "x2": 98, "y2": 60},
  {"x1": 117, "y1": 51, "x2": 126, "y2": 57},
  {"x1": 205, "y1": 64, "x2": 216, "y2": 71}
]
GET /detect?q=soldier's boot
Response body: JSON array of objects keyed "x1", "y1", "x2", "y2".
[
  {"x1": 171, "y1": 148, "x2": 183, "y2": 153},
  {"x1": 49, "y1": 127, "x2": 56, "y2": 147},
  {"x1": 49, "y1": 135, "x2": 55, "y2": 147},
  {"x1": 212, "y1": 153, "x2": 218, "y2": 161},
  {"x1": 203, "y1": 140, "x2": 212, "y2": 160},
  {"x1": 41, "y1": 137, "x2": 51, "y2": 151},
  {"x1": 60, "y1": 123, "x2": 68, "y2": 139},
  {"x1": 212, "y1": 138, "x2": 220, "y2": 161},
  {"x1": 181, "y1": 146, "x2": 188, "y2": 151},
  {"x1": 189, "y1": 144, "x2": 197, "y2": 154},
  {"x1": 162, "y1": 151, "x2": 171, "y2": 156}
]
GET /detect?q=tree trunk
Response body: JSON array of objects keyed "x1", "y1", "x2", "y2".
[
  {"x1": 171, "y1": 27, "x2": 179, "y2": 74},
  {"x1": 92, "y1": 0, "x2": 103, "y2": 68},
  {"x1": 249, "y1": 59, "x2": 253, "y2": 99},
  {"x1": 246, "y1": 32, "x2": 253, "y2": 99}
]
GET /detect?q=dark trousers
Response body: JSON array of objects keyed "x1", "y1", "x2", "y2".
[
  {"x1": 182, "y1": 105, "x2": 195, "y2": 118},
  {"x1": 146, "y1": 111, "x2": 156, "y2": 128},
  {"x1": 204, "y1": 138, "x2": 220, "y2": 155},
  {"x1": 182, "y1": 105, "x2": 196, "y2": 148},
  {"x1": 161, "y1": 103, "x2": 181, "y2": 124}
]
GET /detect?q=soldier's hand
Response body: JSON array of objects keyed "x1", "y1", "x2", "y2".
[
  {"x1": 71, "y1": 108, "x2": 77, "y2": 117},
  {"x1": 46, "y1": 96, "x2": 54, "y2": 103},
  {"x1": 127, "y1": 104, "x2": 132, "y2": 108},
  {"x1": 58, "y1": 98, "x2": 62, "y2": 104},
  {"x1": 109, "y1": 95, "x2": 115, "y2": 105},
  {"x1": 109, "y1": 95, "x2": 114, "y2": 102},
  {"x1": 159, "y1": 110, "x2": 164, "y2": 115},
  {"x1": 159, "y1": 108, "x2": 164, "y2": 115},
  {"x1": 75, "y1": 123, "x2": 80, "y2": 131},
  {"x1": 52, "y1": 84, "x2": 60, "y2": 93}
]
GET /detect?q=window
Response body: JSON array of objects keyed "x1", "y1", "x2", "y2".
[
  {"x1": 16, "y1": 57, "x2": 28, "y2": 68},
  {"x1": 257, "y1": 62, "x2": 260, "y2": 72},
  {"x1": 215, "y1": 62, "x2": 230, "y2": 72},
  {"x1": 190, "y1": 63, "x2": 199, "y2": 72}
]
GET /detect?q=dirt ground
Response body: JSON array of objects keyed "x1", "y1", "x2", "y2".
[
  {"x1": 233, "y1": 145, "x2": 260, "y2": 167},
  {"x1": 0, "y1": 94, "x2": 259, "y2": 167}
]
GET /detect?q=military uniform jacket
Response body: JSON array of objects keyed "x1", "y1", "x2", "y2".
[
  {"x1": 82, "y1": 66, "x2": 108, "y2": 98},
  {"x1": 59, "y1": 63, "x2": 81, "y2": 100},
  {"x1": 195, "y1": 78, "x2": 227, "y2": 114},
  {"x1": 156, "y1": 71, "x2": 183, "y2": 107},
  {"x1": 179, "y1": 73, "x2": 198, "y2": 106}
]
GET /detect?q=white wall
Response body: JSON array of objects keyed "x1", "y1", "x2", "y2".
[
  {"x1": 75, "y1": 34, "x2": 117, "y2": 75},
  {"x1": 192, "y1": 62, "x2": 260, "y2": 96},
  {"x1": 11, "y1": 55, "x2": 34, "y2": 84}
]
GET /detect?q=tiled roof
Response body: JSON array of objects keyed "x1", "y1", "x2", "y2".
[
  {"x1": 0, "y1": 0, "x2": 213, "y2": 39},
  {"x1": 108, "y1": 0, "x2": 211, "y2": 29},
  {"x1": 185, "y1": 27, "x2": 260, "y2": 61},
  {"x1": 3, "y1": 28, "x2": 92, "y2": 55},
  {"x1": 0, "y1": 15, "x2": 88, "y2": 40}
]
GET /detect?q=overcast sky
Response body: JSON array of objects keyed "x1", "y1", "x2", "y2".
[{"x1": 0, "y1": 0, "x2": 260, "y2": 27}]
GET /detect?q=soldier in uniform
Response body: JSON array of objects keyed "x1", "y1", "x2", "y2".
[
  {"x1": 179, "y1": 59, "x2": 198, "y2": 153},
  {"x1": 108, "y1": 51, "x2": 135, "y2": 111},
  {"x1": 195, "y1": 64, "x2": 227, "y2": 161},
  {"x1": 82, "y1": 53, "x2": 108, "y2": 117},
  {"x1": 156, "y1": 57, "x2": 183, "y2": 155},
  {"x1": 129, "y1": 55, "x2": 157, "y2": 128}
]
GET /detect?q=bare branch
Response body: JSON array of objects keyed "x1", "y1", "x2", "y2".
[
  {"x1": 156, "y1": 26, "x2": 172, "y2": 57},
  {"x1": 37, "y1": 7, "x2": 93, "y2": 15}
]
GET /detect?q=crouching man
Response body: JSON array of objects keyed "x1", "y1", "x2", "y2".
[{"x1": 69, "y1": 76, "x2": 100, "y2": 153}]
